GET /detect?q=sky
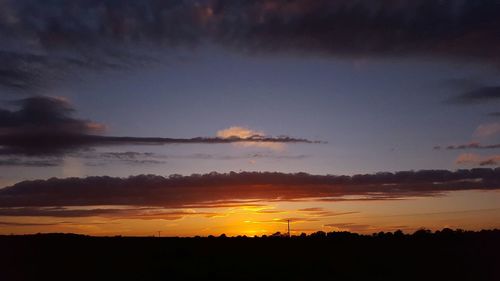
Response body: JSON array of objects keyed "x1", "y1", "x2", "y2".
[{"x1": 0, "y1": 0, "x2": 499, "y2": 236}]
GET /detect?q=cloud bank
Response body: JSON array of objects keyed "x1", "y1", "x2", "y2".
[
  {"x1": 2, "y1": 0, "x2": 500, "y2": 92},
  {"x1": 0, "y1": 169, "x2": 498, "y2": 212}
]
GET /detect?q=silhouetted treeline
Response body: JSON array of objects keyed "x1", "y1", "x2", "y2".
[{"x1": 1, "y1": 229, "x2": 499, "y2": 281}]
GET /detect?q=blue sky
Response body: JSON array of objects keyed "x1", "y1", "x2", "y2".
[{"x1": 1, "y1": 46, "x2": 499, "y2": 185}]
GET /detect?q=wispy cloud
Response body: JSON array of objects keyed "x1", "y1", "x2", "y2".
[
  {"x1": 434, "y1": 142, "x2": 500, "y2": 150},
  {"x1": 0, "y1": 157, "x2": 61, "y2": 167},
  {"x1": 0, "y1": 207, "x2": 216, "y2": 221},
  {"x1": 0, "y1": 221, "x2": 60, "y2": 227},
  {"x1": 434, "y1": 121, "x2": 500, "y2": 152},
  {"x1": 474, "y1": 122, "x2": 500, "y2": 138},
  {"x1": 455, "y1": 153, "x2": 500, "y2": 166},
  {"x1": 297, "y1": 208, "x2": 359, "y2": 217},
  {"x1": 449, "y1": 86, "x2": 500, "y2": 105}
]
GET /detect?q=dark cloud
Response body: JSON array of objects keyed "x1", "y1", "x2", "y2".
[
  {"x1": 212, "y1": 0, "x2": 500, "y2": 60},
  {"x1": 0, "y1": 207, "x2": 216, "y2": 220},
  {"x1": 0, "y1": 221, "x2": 59, "y2": 227},
  {"x1": 434, "y1": 142, "x2": 500, "y2": 150},
  {"x1": 0, "y1": 95, "x2": 104, "y2": 155},
  {"x1": 479, "y1": 159, "x2": 499, "y2": 166},
  {"x1": 0, "y1": 207, "x2": 119, "y2": 218},
  {"x1": 0, "y1": 0, "x2": 201, "y2": 92},
  {"x1": 449, "y1": 86, "x2": 500, "y2": 104},
  {"x1": 1, "y1": 134, "x2": 318, "y2": 156},
  {"x1": 488, "y1": 112, "x2": 500, "y2": 117},
  {"x1": 0, "y1": 96, "x2": 103, "y2": 135},
  {"x1": 0, "y1": 169, "x2": 498, "y2": 209},
  {"x1": 92, "y1": 151, "x2": 308, "y2": 166},
  {"x1": 0, "y1": 157, "x2": 60, "y2": 167},
  {"x1": 0, "y1": 96, "x2": 319, "y2": 155},
  {"x1": 95, "y1": 152, "x2": 166, "y2": 165},
  {"x1": 1, "y1": 0, "x2": 500, "y2": 92}
]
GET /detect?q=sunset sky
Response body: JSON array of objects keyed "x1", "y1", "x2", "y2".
[{"x1": 0, "y1": 0, "x2": 499, "y2": 236}]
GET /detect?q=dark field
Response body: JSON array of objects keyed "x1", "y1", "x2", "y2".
[{"x1": 1, "y1": 230, "x2": 499, "y2": 281}]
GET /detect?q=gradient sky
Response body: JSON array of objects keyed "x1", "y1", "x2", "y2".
[{"x1": 0, "y1": 0, "x2": 499, "y2": 236}]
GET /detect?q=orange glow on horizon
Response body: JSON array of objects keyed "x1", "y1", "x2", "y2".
[{"x1": 1, "y1": 190, "x2": 499, "y2": 237}]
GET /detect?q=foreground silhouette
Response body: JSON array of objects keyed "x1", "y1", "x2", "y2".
[{"x1": 1, "y1": 229, "x2": 499, "y2": 281}]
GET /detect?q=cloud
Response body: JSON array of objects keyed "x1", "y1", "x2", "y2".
[
  {"x1": 255, "y1": 209, "x2": 285, "y2": 214},
  {"x1": 474, "y1": 122, "x2": 500, "y2": 138},
  {"x1": 297, "y1": 208, "x2": 358, "y2": 217},
  {"x1": 0, "y1": 96, "x2": 105, "y2": 135},
  {"x1": 456, "y1": 153, "x2": 500, "y2": 166},
  {"x1": 217, "y1": 126, "x2": 264, "y2": 139},
  {"x1": 488, "y1": 112, "x2": 500, "y2": 117},
  {"x1": 0, "y1": 0, "x2": 202, "y2": 92},
  {"x1": 455, "y1": 153, "x2": 479, "y2": 165},
  {"x1": 478, "y1": 158, "x2": 500, "y2": 166},
  {"x1": 0, "y1": 169, "x2": 498, "y2": 210},
  {"x1": 0, "y1": 157, "x2": 60, "y2": 167},
  {"x1": 179, "y1": 152, "x2": 308, "y2": 160},
  {"x1": 0, "y1": 96, "x2": 319, "y2": 155},
  {"x1": 0, "y1": 207, "x2": 216, "y2": 221},
  {"x1": 450, "y1": 86, "x2": 500, "y2": 104},
  {"x1": 0, "y1": 221, "x2": 60, "y2": 227},
  {"x1": 57, "y1": 151, "x2": 307, "y2": 168},
  {"x1": 434, "y1": 142, "x2": 500, "y2": 150},
  {"x1": 217, "y1": 126, "x2": 291, "y2": 150},
  {"x1": 93, "y1": 152, "x2": 166, "y2": 165},
  {"x1": 212, "y1": 0, "x2": 500, "y2": 61},
  {"x1": 0, "y1": 95, "x2": 105, "y2": 155},
  {"x1": 2, "y1": 0, "x2": 500, "y2": 92},
  {"x1": 245, "y1": 217, "x2": 320, "y2": 224}
]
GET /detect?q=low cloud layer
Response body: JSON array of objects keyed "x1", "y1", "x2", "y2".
[
  {"x1": 0, "y1": 169, "x2": 498, "y2": 213},
  {"x1": 2, "y1": 0, "x2": 500, "y2": 92},
  {"x1": 0, "y1": 96, "x2": 318, "y2": 155}
]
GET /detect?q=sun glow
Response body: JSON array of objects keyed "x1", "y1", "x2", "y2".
[
  {"x1": 2, "y1": 190, "x2": 499, "y2": 237},
  {"x1": 217, "y1": 126, "x2": 264, "y2": 139},
  {"x1": 216, "y1": 126, "x2": 285, "y2": 150}
]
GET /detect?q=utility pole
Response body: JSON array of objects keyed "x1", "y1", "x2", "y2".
[
  {"x1": 158, "y1": 231, "x2": 161, "y2": 238},
  {"x1": 287, "y1": 220, "x2": 290, "y2": 238}
]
